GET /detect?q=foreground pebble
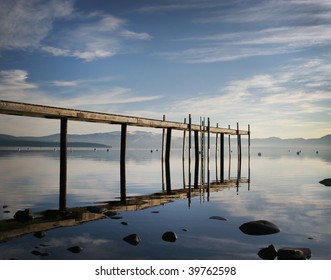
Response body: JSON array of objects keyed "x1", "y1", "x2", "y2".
[
  {"x1": 123, "y1": 234, "x2": 140, "y2": 246},
  {"x1": 258, "y1": 244, "x2": 311, "y2": 260},
  {"x1": 239, "y1": 220, "x2": 280, "y2": 235},
  {"x1": 162, "y1": 231, "x2": 177, "y2": 242}
]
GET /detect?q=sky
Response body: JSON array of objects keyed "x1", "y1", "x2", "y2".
[{"x1": 0, "y1": 0, "x2": 331, "y2": 138}]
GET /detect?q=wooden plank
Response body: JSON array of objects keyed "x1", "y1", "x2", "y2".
[{"x1": 0, "y1": 100, "x2": 248, "y2": 135}]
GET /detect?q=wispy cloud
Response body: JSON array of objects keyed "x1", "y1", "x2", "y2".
[
  {"x1": 157, "y1": 0, "x2": 331, "y2": 63},
  {"x1": 0, "y1": 69, "x2": 162, "y2": 109},
  {"x1": 168, "y1": 58, "x2": 331, "y2": 137},
  {"x1": 0, "y1": 0, "x2": 74, "y2": 50},
  {"x1": 0, "y1": 0, "x2": 151, "y2": 61}
]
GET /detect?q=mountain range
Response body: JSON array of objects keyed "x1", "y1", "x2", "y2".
[{"x1": 0, "y1": 131, "x2": 330, "y2": 149}]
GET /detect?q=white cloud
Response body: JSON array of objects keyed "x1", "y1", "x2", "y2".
[
  {"x1": 0, "y1": 0, "x2": 74, "y2": 49},
  {"x1": 0, "y1": 0, "x2": 151, "y2": 61}
]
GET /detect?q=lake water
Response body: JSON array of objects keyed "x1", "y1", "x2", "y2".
[{"x1": 0, "y1": 145, "x2": 330, "y2": 260}]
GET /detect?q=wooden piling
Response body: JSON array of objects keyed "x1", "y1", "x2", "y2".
[
  {"x1": 120, "y1": 123, "x2": 127, "y2": 203},
  {"x1": 165, "y1": 128, "x2": 172, "y2": 194},
  {"x1": 207, "y1": 118, "x2": 211, "y2": 196},
  {"x1": 188, "y1": 114, "x2": 192, "y2": 203},
  {"x1": 215, "y1": 123, "x2": 219, "y2": 182},
  {"x1": 194, "y1": 130, "x2": 199, "y2": 188},
  {"x1": 248, "y1": 124, "x2": 251, "y2": 190},
  {"x1": 59, "y1": 118, "x2": 68, "y2": 212},
  {"x1": 182, "y1": 118, "x2": 186, "y2": 188},
  {"x1": 220, "y1": 132, "x2": 224, "y2": 183},
  {"x1": 228, "y1": 125, "x2": 231, "y2": 180},
  {"x1": 161, "y1": 115, "x2": 166, "y2": 191},
  {"x1": 237, "y1": 122, "x2": 242, "y2": 180}
]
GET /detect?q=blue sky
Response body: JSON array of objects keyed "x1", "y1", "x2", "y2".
[{"x1": 0, "y1": 0, "x2": 331, "y2": 138}]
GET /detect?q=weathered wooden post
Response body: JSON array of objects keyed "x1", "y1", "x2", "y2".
[
  {"x1": 248, "y1": 124, "x2": 251, "y2": 190},
  {"x1": 194, "y1": 130, "x2": 199, "y2": 188},
  {"x1": 237, "y1": 122, "x2": 242, "y2": 180},
  {"x1": 59, "y1": 118, "x2": 68, "y2": 212},
  {"x1": 228, "y1": 125, "x2": 231, "y2": 180},
  {"x1": 215, "y1": 123, "x2": 219, "y2": 183},
  {"x1": 188, "y1": 114, "x2": 192, "y2": 204},
  {"x1": 220, "y1": 132, "x2": 224, "y2": 183},
  {"x1": 207, "y1": 117, "x2": 210, "y2": 197},
  {"x1": 200, "y1": 117, "x2": 205, "y2": 186},
  {"x1": 161, "y1": 115, "x2": 166, "y2": 191},
  {"x1": 182, "y1": 118, "x2": 186, "y2": 188},
  {"x1": 165, "y1": 127, "x2": 172, "y2": 194},
  {"x1": 120, "y1": 123, "x2": 127, "y2": 203}
]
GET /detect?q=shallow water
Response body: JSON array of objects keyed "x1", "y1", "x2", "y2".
[{"x1": 0, "y1": 146, "x2": 330, "y2": 260}]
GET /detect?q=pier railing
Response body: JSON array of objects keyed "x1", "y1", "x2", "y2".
[{"x1": 0, "y1": 100, "x2": 251, "y2": 210}]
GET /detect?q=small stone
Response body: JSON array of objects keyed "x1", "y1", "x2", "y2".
[
  {"x1": 151, "y1": 211, "x2": 159, "y2": 214},
  {"x1": 67, "y1": 246, "x2": 83, "y2": 254},
  {"x1": 258, "y1": 244, "x2": 278, "y2": 260},
  {"x1": 104, "y1": 210, "x2": 118, "y2": 217},
  {"x1": 110, "y1": 215, "x2": 123, "y2": 220},
  {"x1": 3, "y1": 210, "x2": 10, "y2": 213},
  {"x1": 14, "y1": 209, "x2": 33, "y2": 222},
  {"x1": 87, "y1": 206, "x2": 105, "y2": 214},
  {"x1": 182, "y1": 228, "x2": 188, "y2": 232},
  {"x1": 34, "y1": 231, "x2": 46, "y2": 239},
  {"x1": 319, "y1": 178, "x2": 331, "y2": 186},
  {"x1": 2, "y1": 205, "x2": 8, "y2": 209},
  {"x1": 121, "y1": 221, "x2": 128, "y2": 226},
  {"x1": 277, "y1": 247, "x2": 311, "y2": 260},
  {"x1": 239, "y1": 220, "x2": 280, "y2": 235},
  {"x1": 31, "y1": 250, "x2": 41, "y2": 256},
  {"x1": 209, "y1": 216, "x2": 227, "y2": 221},
  {"x1": 162, "y1": 231, "x2": 177, "y2": 242},
  {"x1": 123, "y1": 234, "x2": 141, "y2": 246}
]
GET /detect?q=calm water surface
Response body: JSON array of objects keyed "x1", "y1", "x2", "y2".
[{"x1": 0, "y1": 146, "x2": 330, "y2": 259}]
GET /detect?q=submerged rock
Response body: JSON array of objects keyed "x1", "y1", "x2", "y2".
[
  {"x1": 162, "y1": 231, "x2": 177, "y2": 242},
  {"x1": 258, "y1": 244, "x2": 278, "y2": 260},
  {"x1": 34, "y1": 231, "x2": 46, "y2": 239},
  {"x1": 319, "y1": 178, "x2": 331, "y2": 187},
  {"x1": 14, "y1": 209, "x2": 33, "y2": 222},
  {"x1": 277, "y1": 247, "x2": 311, "y2": 260},
  {"x1": 257, "y1": 245, "x2": 312, "y2": 260},
  {"x1": 123, "y1": 234, "x2": 141, "y2": 246},
  {"x1": 87, "y1": 206, "x2": 106, "y2": 214},
  {"x1": 239, "y1": 220, "x2": 280, "y2": 235},
  {"x1": 209, "y1": 216, "x2": 227, "y2": 221},
  {"x1": 67, "y1": 246, "x2": 83, "y2": 254}
]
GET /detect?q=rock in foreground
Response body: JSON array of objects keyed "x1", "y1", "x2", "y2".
[
  {"x1": 162, "y1": 231, "x2": 177, "y2": 242},
  {"x1": 239, "y1": 220, "x2": 280, "y2": 235},
  {"x1": 277, "y1": 247, "x2": 311, "y2": 260},
  {"x1": 319, "y1": 178, "x2": 331, "y2": 186},
  {"x1": 123, "y1": 234, "x2": 141, "y2": 246}
]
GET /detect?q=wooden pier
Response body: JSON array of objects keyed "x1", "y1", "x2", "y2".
[{"x1": 0, "y1": 100, "x2": 250, "y2": 210}]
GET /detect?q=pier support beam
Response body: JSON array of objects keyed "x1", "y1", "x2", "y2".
[
  {"x1": 120, "y1": 123, "x2": 127, "y2": 203},
  {"x1": 165, "y1": 128, "x2": 172, "y2": 194},
  {"x1": 194, "y1": 130, "x2": 199, "y2": 188},
  {"x1": 237, "y1": 122, "x2": 242, "y2": 180},
  {"x1": 220, "y1": 132, "x2": 224, "y2": 183},
  {"x1": 59, "y1": 118, "x2": 68, "y2": 212}
]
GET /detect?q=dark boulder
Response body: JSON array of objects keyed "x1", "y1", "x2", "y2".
[
  {"x1": 34, "y1": 231, "x2": 46, "y2": 239},
  {"x1": 123, "y1": 234, "x2": 141, "y2": 246},
  {"x1": 319, "y1": 178, "x2": 331, "y2": 186},
  {"x1": 87, "y1": 206, "x2": 106, "y2": 214},
  {"x1": 14, "y1": 209, "x2": 33, "y2": 222},
  {"x1": 162, "y1": 231, "x2": 177, "y2": 242},
  {"x1": 277, "y1": 247, "x2": 311, "y2": 260},
  {"x1": 67, "y1": 246, "x2": 83, "y2": 254},
  {"x1": 239, "y1": 220, "x2": 280, "y2": 235},
  {"x1": 258, "y1": 244, "x2": 278, "y2": 260}
]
